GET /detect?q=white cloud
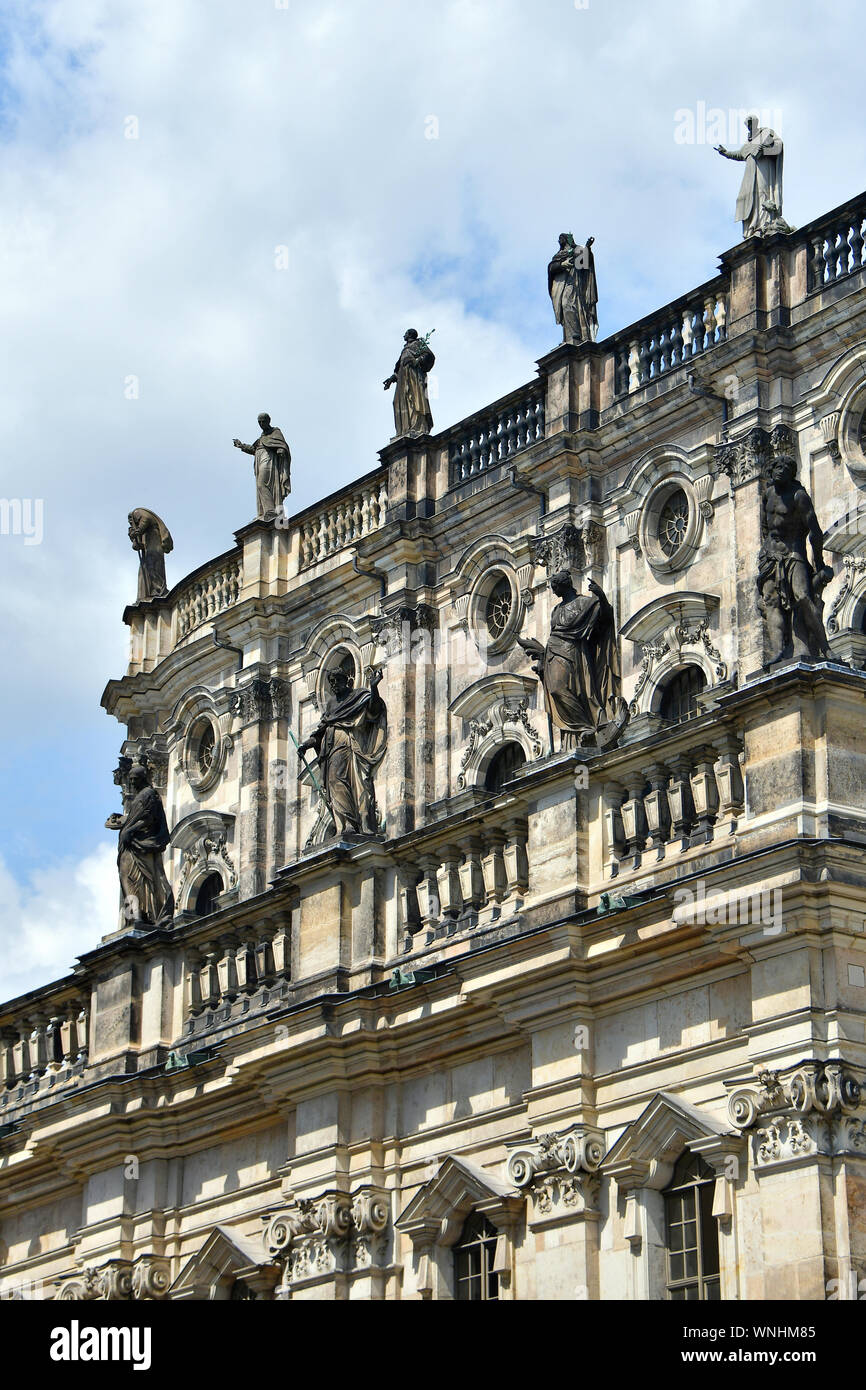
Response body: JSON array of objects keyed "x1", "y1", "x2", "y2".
[{"x1": 0, "y1": 844, "x2": 117, "y2": 1001}]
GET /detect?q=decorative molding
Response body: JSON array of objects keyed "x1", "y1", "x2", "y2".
[
  {"x1": 530, "y1": 523, "x2": 583, "y2": 575},
  {"x1": 265, "y1": 1187, "x2": 389, "y2": 1295},
  {"x1": 727, "y1": 1060, "x2": 866, "y2": 1168},
  {"x1": 505, "y1": 1124, "x2": 604, "y2": 1225},
  {"x1": 230, "y1": 676, "x2": 290, "y2": 726},
  {"x1": 711, "y1": 423, "x2": 797, "y2": 488},
  {"x1": 827, "y1": 555, "x2": 866, "y2": 633},
  {"x1": 55, "y1": 1255, "x2": 169, "y2": 1302}
]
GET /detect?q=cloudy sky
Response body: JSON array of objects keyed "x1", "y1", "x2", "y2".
[{"x1": 0, "y1": 0, "x2": 862, "y2": 999}]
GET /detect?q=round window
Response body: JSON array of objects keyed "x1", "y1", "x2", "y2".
[
  {"x1": 186, "y1": 715, "x2": 222, "y2": 792},
  {"x1": 485, "y1": 576, "x2": 513, "y2": 640},
  {"x1": 657, "y1": 487, "x2": 689, "y2": 557}
]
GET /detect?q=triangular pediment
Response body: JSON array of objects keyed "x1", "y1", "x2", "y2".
[
  {"x1": 396, "y1": 1155, "x2": 519, "y2": 1242},
  {"x1": 169, "y1": 1225, "x2": 277, "y2": 1300},
  {"x1": 602, "y1": 1092, "x2": 733, "y2": 1189}
]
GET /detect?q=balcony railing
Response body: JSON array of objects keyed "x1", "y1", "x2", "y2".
[
  {"x1": 612, "y1": 282, "x2": 729, "y2": 398},
  {"x1": 0, "y1": 1000, "x2": 89, "y2": 1097},
  {"x1": 601, "y1": 723, "x2": 744, "y2": 880},
  {"x1": 298, "y1": 470, "x2": 389, "y2": 571},
  {"x1": 175, "y1": 554, "x2": 242, "y2": 641},
  {"x1": 448, "y1": 382, "x2": 545, "y2": 486},
  {"x1": 183, "y1": 919, "x2": 291, "y2": 1035},
  {"x1": 805, "y1": 192, "x2": 866, "y2": 292}
]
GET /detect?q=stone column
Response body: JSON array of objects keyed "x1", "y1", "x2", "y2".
[
  {"x1": 620, "y1": 775, "x2": 647, "y2": 871},
  {"x1": 602, "y1": 781, "x2": 625, "y2": 880},
  {"x1": 436, "y1": 847, "x2": 463, "y2": 933},
  {"x1": 713, "y1": 732, "x2": 744, "y2": 835},
  {"x1": 642, "y1": 763, "x2": 670, "y2": 861},
  {"x1": 458, "y1": 837, "x2": 485, "y2": 924},
  {"x1": 415, "y1": 856, "x2": 441, "y2": 944},
  {"x1": 690, "y1": 747, "x2": 719, "y2": 846},
  {"x1": 666, "y1": 754, "x2": 695, "y2": 853}
]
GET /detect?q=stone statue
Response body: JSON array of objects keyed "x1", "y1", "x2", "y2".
[
  {"x1": 298, "y1": 666, "x2": 387, "y2": 844},
  {"x1": 383, "y1": 329, "x2": 435, "y2": 438},
  {"x1": 757, "y1": 452, "x2": 834, "y2": 666},
  {"x1": 715, "y1": 116, "x2": 790, "y2": 239},
  {"x1": 105, "y1": 763, "x2": 174, "y2": 927},
  {"x1": 232, "y1": 414, "x2": 291, "y2": 522},
  {"x1": 519, "y1": 571, "x2": 626, "y2": 750},
  {"x1": 128, "y1": 509, "x2": 173, "y2": 601},
  {"x1": 548, "y1": 233, "x2": 598, "y2": 345}
]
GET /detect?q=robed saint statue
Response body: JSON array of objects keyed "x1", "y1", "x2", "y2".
[{"x1": 298, "y1": 665, "x2": 388, "y2": 846}]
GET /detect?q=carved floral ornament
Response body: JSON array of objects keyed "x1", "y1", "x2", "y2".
[
  {"x1": 55, "y1": 1255, "x2": 170, "y2": 1301},
  {"x1": 505, "y1": 1123, "x2": 605, "y2": 1223},
  {"x1": 726, "y1": 1061, "x2": 866, "y2": 1168},
  {"x1": 263, "y1": 1187, "x2": 390, "y2": 1294}
]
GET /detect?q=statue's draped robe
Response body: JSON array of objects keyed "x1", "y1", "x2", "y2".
[
  {"x1": 243, "y1": 427, "x2": 292, "y2": 520},
  {"x1": 117, "y1": 787, "x2": 175, "y2": 925},
  {"x1": 392, "y1": 340, "x2": 435, "y2": 437},
  {"x1": 548, "y1": 243, "x2": 598, "y2": 345},
  {"x1": 129, "y1": 509, "x2": 173, "y2": 601},
  {"x1": 757, "y1": 486, "x2": 832, "y2": 659},
  {"x1": 542, "y1": 590, "x2": 621, "y2": 746},
  {"x1": 731, "y1": 128, "x2": 784, "y2": 237},
  {"x1": 309, "y1": 686, "x2": 387, "y2": 836}
]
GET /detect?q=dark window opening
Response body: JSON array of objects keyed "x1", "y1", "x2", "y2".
[
  {"x1": 454, "y1": 1212, "x2": 500, "y2": 1301},
  {"x1": 664, "y1": 1151, "x2": 721, "y2": 1301},
  {"x1": 484, "y1": 741, "x2": 527, "y2": 792},
  {"x1": 194, "y1": 872, "x2": 223, "y2": 917},
  {"x1": 659, "y1": 665, "x2": 706, "y2": 723}
]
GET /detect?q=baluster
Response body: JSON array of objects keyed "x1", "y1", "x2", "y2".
[
  {"x1": 670, "y1": 316, "x2": 683, "y2": 366},
  {"x1": 317, "y1": 511, "x2": 328, "y2": 559},
  {"x1": 643, "y1": 764, "x2": 670, "y2": 861},
  {"x1": 692, "y1": 305, "x2": 706, "y2": 354},
  {"x1": 603, "y1": 782, "x2": 625, "y2": 880},
  {"x1": 648, "y1": 335, "x2": 661, "y2": 379},
  {"x1": 468, "y1": 430, "x2": 481, "y2": 476},
  {"x1": 59, "y1": 1008, "x2": 78, "y2": 1066},
  {"x1": 666, "y1": 755, "x2": 695, "y2": 853},
  {"x1": 436, "y1": 847, "x2": 464, "y2": 934},
  {"x1": 254, "y1": 927, "x2": 276, "y2": 986},
  {"x1": 360, "y1": 491, "x2": 371, "y2": 536},
  {"x1": 681, "y1": 310, "x2": 695, "y2": 359},
  {"x1": 216, "y1": 940, "x2": 238, "y2": 1004},
  {"x1": 620, "y1": 775, "x2": 648, "y2": 870},
  {"x1": 479, "y1": 831, "x2": 507, "y2": 914},
  {"x1": 689, "y1": 747, "x2": 719, "y2": 846},
  {"x1": 200, "y1": 953, "x2": 220, "y2": 1010},
  {"x1": 715, "y1": 296, "x2": 727, "y2": 341},
  {"x1": 415, "y1": 856, "x2": 441, "y2": 943},
  {"x1": 234, "y1": 938, "x2": 255, "y2": 995},
  {"x1": 494, "y1": 415, "x2": 506, "y2": 464},
  {"x1": 851, "y1": 218, "x2": 865, "y2": 272},
  {"x1": 703, "y1": 298, "x2": 717, "y2": 345},
  {"x1": 396, "y1": 865, "x2": 421, "y2": 950},
  {"x1": 824, "y1": 234, "x2": 839, "y2": 284},
  {"x1": 658, "y1": 326, "x2": 670, "y2": 375},
  {"x1": 46, "y1": 1016, "x2": 64, "y2": 1068},
  {"x1": 458, "y1": 837, "x2": 485, "y2": 923},
  {"x1": 28, "y1": 1017, "x2": 47, "y2": 1077},
  {"x1": 0, "y1": 1029, "x2": 17, "y2": 1088},
  {"x1": 638, "y1": 338, "x2": 650, "y2": 385},
  {"x1": 713, "y1": 734, "x2": 744, "y2": 835},
  {"x1": 502, "y1": 817, "x2": 529, "y2": 902},
  {"x1": 76, "y1": 1005, "x2": 89, "y2": 1065},
  {"x1": 534, "y1": 396, "x2": 545, "y2": 440},
  {"x1": 809, "y1": 236, "x2": 826, "y2": 291},
  {"x1": 351, "y1": 493, "x2": 362, "y2": 541},
  {"x1": 271, "y1": 922, "x2": 291, "y2": 980},
  {"x1": 615, "y1": 350, "x2": 630, "y2": 396},
  {"x1": 13, "y1": 1021, "x2": 31, "y2": 1081},
  {"x1": 627, "y1": 341, "x2": 640, "y2": 391},
  {"x1": 504, "y1": 410, "x2": 518, "y2": 457},
  {"x1": 378, "y1": 481, "x2": 388, "y2": 523}
]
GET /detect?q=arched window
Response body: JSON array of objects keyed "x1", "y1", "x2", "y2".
[
  {"x1": 484, "y1": 741, "x2": 526, "y2": 792},
  {"x1": 453, "y1": 1213, "x2": 500, "y2": 1301},
  {"x1": 194, "y1": 873, "x2": 223, "y2": 917},
  {"x1": 659, "y1": 665, "x2": 706, "y2": 723},
  {"x1": 664, "y1": 1152, "x2": 720, "y2": 1301}
]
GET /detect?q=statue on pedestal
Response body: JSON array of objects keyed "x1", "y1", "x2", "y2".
[
  {"x1": 519, "y1": 571, "x2": 626, "y2": 750},
  {"x1": 548, "y1": 233, "x2": 598, "y2": 345},
  {"x1": 298, "y1": 666, "x2": 387, "y2": 845},
  {"x1": 757, "y1": 453, "x2": 834, "y2": 666},
  {"x1": 715, "y1": 116, "x2": 790, "y2": 239},
  {"x1": 232, "y1": 413, "x2": 292, "y2": 522},
  {"x1": 128, "y1": 509, "x2": 173, "y2": 601},
  {"x1": 383, "y1": 329, "x2": 435, "y2": 438},
  {"x1": 105, "y1": 763, "x2": 174, "y2": 927}
]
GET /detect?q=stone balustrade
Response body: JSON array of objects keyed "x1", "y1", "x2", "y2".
[
  {"x1": 602, "y1": 727, "x2": 744, "y2": 879},
  {"x1": 448, "y1": 383, "x2": 545, "y2": 485},
  {"x1": 175, "y1": 554, "x2": 242, "y2": 641},
  {"x1": 806, "y1": 193, "x2": 866, "y2": 292},
  {"x1": 297, "y1": 470, "x2": 389, "y2": 571},
  {"x1": 612, "y1": 281, "x2": 729, "y2": 397},
  {"x1": 184, "y1": 919, "x2": 291, "y2": 1031},
  {"x1": 396, "y1": 812, "x2": 529, "y2": 949},
  {"x1": 0, "y1": 999, "x2": 89, "y2": 1095}
]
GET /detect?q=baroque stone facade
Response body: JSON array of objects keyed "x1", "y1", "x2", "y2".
[{"x1": 4, "y1": 192, "x2": 866, "y2": 1301}]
